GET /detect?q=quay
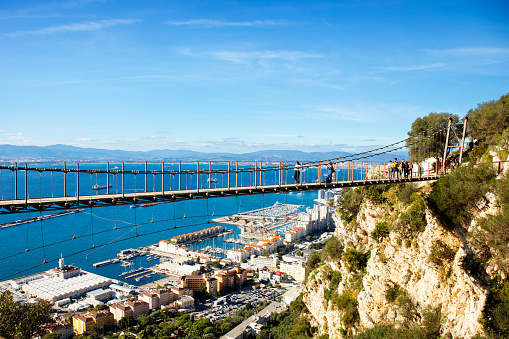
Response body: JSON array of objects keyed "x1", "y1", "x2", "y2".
[
  {"x1": 124, "y1": 269, "x2": 149, "y2": 280},
  {"x1": 0, "y1": 209, "x2": 84, "y2": 229},
  {"x1": 92, "y1": 258, "x2": 120, "y2": 268}
]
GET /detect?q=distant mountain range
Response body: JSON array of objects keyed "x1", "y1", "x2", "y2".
[{"x1": 0, "y1": 144, "x2": 408, "y2": 163}]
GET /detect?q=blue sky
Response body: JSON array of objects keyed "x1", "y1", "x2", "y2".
[{"x1": 0, "y1": 0, "x2": 508, "y2": 154}]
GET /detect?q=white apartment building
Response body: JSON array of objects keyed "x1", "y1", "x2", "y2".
[{"x1": 280, "y1": 261, "x2": 306, "y2": 283}]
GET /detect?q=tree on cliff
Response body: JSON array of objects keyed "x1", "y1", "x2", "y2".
[
  {"x1": 406, "y1": 112, "x2": 460, "y2": 162},
  {"x1": 0, "y1": 291, "x2": 55, "y2": 339},
  {"x1": 467, "y1": 93, "x2": 509, "y2": 142}
]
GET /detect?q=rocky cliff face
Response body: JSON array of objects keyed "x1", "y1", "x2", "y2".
[{"x1": 302, "y1": 184, "x2": 498, "y2": 338}]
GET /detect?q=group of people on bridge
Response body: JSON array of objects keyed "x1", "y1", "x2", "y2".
[
  {"x1": 293, "y1": 161, "x2": 335, "y2": 184},
  {"x1": 387, "y1": 158, "x2": 413, "y2": 180}
]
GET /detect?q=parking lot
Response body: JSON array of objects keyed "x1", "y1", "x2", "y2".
[{"x1": 193, "y1": 286, "x2": 284, "y2": 321}]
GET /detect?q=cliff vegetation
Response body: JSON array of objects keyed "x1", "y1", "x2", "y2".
[{"x1": 302, "y1": 93, "x2": 509, "y2": 338}]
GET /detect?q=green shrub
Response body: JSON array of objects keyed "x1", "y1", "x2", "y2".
[
  {"x1": 359, "y1": 184, "x2": 390, "y2": 204},
  {"x1": 497, "y1": 149, "x2": 509, "y2": 161},
  {"x1": 394, "y1": 196, "x2": 427, "y2": 238},
  {"x1": 429, "y1": 240, "x2": 456, "y2": 266},
  {"x1": 343, "y1": 248, "x2": 370, "y2": 272},
  {"x1": 427, "y1": 164, "x2": 496, "y2": 229},
  {"x1": 469, "y1": 172, "x2": 509, "y2": 276},
  {"x1": 332, "y1": 290, "x2": 359, "y2": 328},
  {"x1": 469, "y1": 142, "x2": 489, "y2": 163},
  {"x1": 371, "y1": 221, "x2": 390, "y2": 242},
  {"x1": 305, "y1": 252, "x2": 322, "y2": 277},
  {"x1": 396, "y1": 292, "x2": 418, "y2": 326},
  {"x1": 322, "y1": 236, "x2": 344, "y2": 261},
  {"x1": 324, "y1": 266, "x2": 342, "y2": 287},
  {"x1": 339, "y1": 187, "x2": 365, "y2": 222},
  {"x1": 483, "y1": 277, "x2": 509, "y2": 337},
  {"x1": 398, "y1": 183, "x2": 419, "y2": 205},
  {"x1": 385, "y1": 284, "x2": 402, "y2": 303},
  {"x1": 324, "y1": 288, "x2": 333, "y2": 301}
]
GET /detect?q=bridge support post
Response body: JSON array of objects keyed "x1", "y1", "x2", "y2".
[
  {"x1": 145, "y1": 161, "x2": 148, "y2": 193},
  {"x1": 162, "y1": 162, "x2": 165, "y2": 196},
  {"x1": 76, "y1": 163, "x2": 80, "y2": 204},
  {"x1": 14, "y1": 162, "x2": 18, "y2": 200},
  {"x1": 121, "y1": 163, "x2": 124, "y2": 200},
  {"x1": 64, "y1": 162, "x2": 67, "y2": 197},
  {"x1": 254, "y1": 161, "x2": 257, "y2": 188},
  {"x1": 442, "y1": 117, "x2": 452, "y2": 173},
  {"x1": 228, "y1": 162, "x2": 231, "y2": 191},
  {"x1": 197, "y1": 162, "x2": 200, "y2": 193},
  {"x1": 24, "y1": 163, "x2": 28, "y2": 205},
  {"x1": 458, "y1": 117, "x2": 468, "y2": 164},
  {"x1": 107, "y1": 162, "x2": 110, "y2": 195}
]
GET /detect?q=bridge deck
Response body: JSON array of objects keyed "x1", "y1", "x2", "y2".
[{"x1": 0, "y1": 175, "x2": 438, "y2": 214}]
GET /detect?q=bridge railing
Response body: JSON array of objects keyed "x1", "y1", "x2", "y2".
[{"x1": 0, "y1": 159, "x2": 439, "y2": 202}]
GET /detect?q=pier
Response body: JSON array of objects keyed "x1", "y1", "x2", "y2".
[{"x1": 0, "y1": 209, "x2": 83, "y2": 229}]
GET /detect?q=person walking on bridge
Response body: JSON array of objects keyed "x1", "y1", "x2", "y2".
[
  {"x1": 393, "y1": 158, "x2": 399, "y2": 179},
  {"x1": 294, "y1": 161, "x2": 302, "y2": 184},
  {"x1": 387, "y1": 161, "x2": 393, "y2": 180},
  {"x1": 325, "y1": 162, "x2": 335, "y2": 183}
]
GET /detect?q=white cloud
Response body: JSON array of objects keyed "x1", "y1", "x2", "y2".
[
  {"x1": 166, "y1": 19, "x2": 291, "y2": 28},
  {"x1": 383, "y1": 63, "x2": 445, "y2": 72},
  {"x1": 425, "y1": 47, "x2": 509, "y2": 57},
  {"x1": 6, "y1": 19, "x2": 140, "y2": 38},
  {"x1": 180, "y1": 48, "x2": 327, "y2": 63}
]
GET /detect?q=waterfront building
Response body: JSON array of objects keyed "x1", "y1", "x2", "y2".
[
  {"x1": 220, "y1": 258, "x2": 233, "y2": 266},
  {"x1": 176, "y1": 246, "x2": 189, "y2": 256},
  {"x1": 21, "y1": 271, "x2": 111, "y2": 303},
  {"x1": 169, "y1": 225, "x2": 224, "y2": 244},
  {"x1": 244, "y1": 244, "x2": 263, "y2": 256},
  {"x1": 109, "y1": 283, "x2": 135, "y2": 296},
  {"x1": 53, "y1": 256, "x2": 81, "y2": 279},
  {"x1": 87, "y1": 288, "x2": 113, "y2": 301},
  {"x1": 226, "y1": 248, "x2": 247, "y2": 262}
]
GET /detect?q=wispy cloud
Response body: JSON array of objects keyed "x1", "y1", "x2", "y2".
[
  {"x1": 4, "y1": 132, "x2": 32, "y2": 144},
  {"x1": 425, "y1": 47, "x2": 509, "y2": 57},
  {"x1": 6, "y1": 18, "x2": 140, "y2": 38},
  {"x1": 383, "y1": 63, "x2": 445, "y2": 72},
  {"x1": 180, "y1": 48, "x2": 327, "y2": 63},
  {"x1": 166, "y1": 19, "x2": 292, "y2": 28}
]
